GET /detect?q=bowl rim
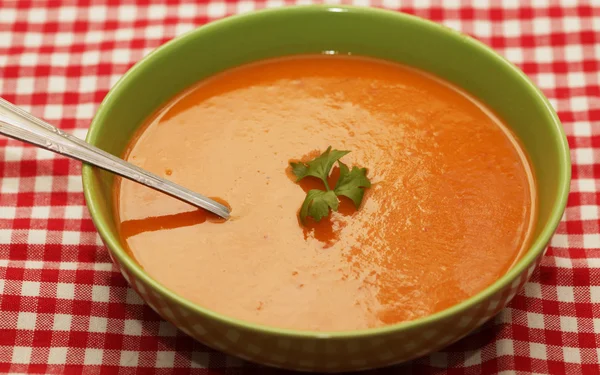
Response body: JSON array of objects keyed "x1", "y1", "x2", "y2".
[{"x1": 83, "y1": 4, "x2": 571, "y2": 339}]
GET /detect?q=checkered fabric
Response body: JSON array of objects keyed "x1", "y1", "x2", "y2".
[{"x1": 0, "y1": 0, "x2": 598, "y2": 374}]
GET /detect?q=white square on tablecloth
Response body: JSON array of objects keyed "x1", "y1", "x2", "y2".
[
  {"x1": 533, "y1": 18, "x2": 551, "y2": 34},
  {"x1": 79, "y1": 77, "x2": 97, "y2": 93},
  {"x1": 88, "y1": 6, "x2": 107, "y2": 22},
  {"x1": 502, "y1": 0, "x2": 519, "y2": 7},
  {"x1": 0, "y1": 9, "x2": 16, "y2": 22},
  {"x1": 17, "y1": 312, "x2": 37, "y2": 330},
  {"x1": 115, "y1": 28, "x2": 135, "y2": 41},
  {"x1": 0, "y1": 207, "x2": 16, "y2": 219},
  {"x1": 43, "y1": 105, "x2": 63, "y2": 120},
  {"x1": 560, "y1": 316, "x2": 579, "y2": 332},
  {"x1": 34, "y1": 176, "x2": 53, "y2": 192},
  {"x1": 67, "y1": 175, "x2": 83, "y2": 192},
  {"x1": 575, "y1": 148, "x2": 594, "y2": 165},
  {"x1": 53, "y1": 314, "x2": 72, "y2": 331},
  {"x1": 146, "y1": 25, "x2": 164, "y2": 39},
  {"x1": 84, "y1": 31, "x2": 103, "y2": 44},
  {"x1": 551, "y1": 234, "x2": 569, "y2": 248},
  {"x1": 567, "y1": 72, "x2": 586, "y2": 87},
  {"x1": 571, "y1": 97, "x2": 589, "y2": 112},
  {"x1": 120, "y1": 351, "x2": 139, "y2": 367},
  {"x1": 82, "y1": 50, "x2": 100, "y2": 65},
  {"x1": 148, "y1": 4, "x2": 167, "y2": 19},
  {"x1": 156, "y1": 351, "x2": 176, "y2": 368},
  {"x1": 12, "y1": 347, "x2": 33, "y2": 364},
  {"x1": 20, "y1": 52, "x2": 40, "y2": 66},
  {"x1": 175, "y1": 24, "x2": 195, "y2": 36},
  {"x1": 64, "y1": 206, "x2": 84, "y2": 219},
  {"x1": 464, "y1": 350, "x2": 482, "y2": 366},
  {"x1": 58, "y1": 7, "x2": 77, "y2": 22},
  {"x1": 266, "y1": 0, "x2": 284, "y2": 8},
  {"x1": 563, "y1": 17, "x2": 582, "y2": 33},
  {"x1": 581, "y1": 206, "x2": 599, "y2": 221},
  {"x1": 563, "y1": 347, "x2": 582, "y2": 364},
  {"x1": 24, "y1": 260, "x2": 45, "y2": 269},
  {"x1": 124, "y1": 319, "x2": 143, "y2": 336},
  {"x1": 59, "y1": 262, "x2": 77, "y2": 270},
  {"x1": 56, "y1": 282, "x2": 75, "y2": 299},
  {"x1": 3, "y1": 146, "x2": 23, "y2": 161},
  {"x1": 530, "y1": 343, "x2": 547, "y2": 360},
  {"x1": 76, "y1": 103, "x2": 95, "y2": 119},
  {"x1": 443, "y1": 20, "x2": 462, "y2": 32},
  {"x1": 503, "y1": 20, "x2": 521, "y2": 37},
  {"x1": 55, "y1": 32, "x2": 75, "y2": 46},
  {"x1": 474, "y1": 20, "x2": 492, "y2": 38},
  {"x1": 126, "y1": 288, "x2": 144, "y2": 305},
  {"x1": 577, "y1": 179, "x2": 596, "y2": 193},
  {"x1": 496, "y1": 339, "x2": 514, "y2": 356},
  {"x1": 84, "y1": 348, "x2": 103, "y2": 365},
  {"x1": 573, "y1": 122, "x2": 592, "y2": 136},
  {"x1": 118, "y1": 5, "x2": 136, "y2": 19},
  {"x1": 92, "y1": 285, "x2": 110, "y2": 302},
  {"x1": 0, "y1": 32, "x2": 10, "y2": 48},
  {"x1": 21, "y1": 281, "x2": 41, "y2": 296},
  {"x1": 24, "y1": 33, "x2": 43, "y2": 47},
  {"x1": 556, "y1": 286, "x2": 575, "y2": 302},
  {"x1": 236, "y1": 1, "x2": 254, "y2": 13},
  {"x1": 534, "y1": 46, "x2": 554, "y2": 63},
  {"x1": 48, "y1": 76, "x2": 67, "y2": 93},
  {"x1": 536, "y1": 73, "x2": 555, "y2": 89},
  {"x1": 554, "y1": 256, "x2": 573, "y2": 268},
  {"x1": 112, "y1": 48, "x2": 132, "y2": 64},
  {"x1": 527, "y1": 312, "x2": 545, "y2": 329},
  {"x1": 89, "y1": 316, "x2": 108, "y2": 333},
  {"x1": 31, "y1": 206, "x2": 51, "y2": 219},
  {"x1": 27, "y1": 230, "x2": 46, "y2": 245},
  {"x1": 583, "y1": 234, "x2": 600, "y2": 249},
  {"x1": 207, "y1": 2, "x2": 227, "y2": 17},
  {"x1": 16, "y1": 77, "x2": 35, "y2": 95},
  {"x1": 47, "y1": 347, "x2": 68, "y2": 365}
]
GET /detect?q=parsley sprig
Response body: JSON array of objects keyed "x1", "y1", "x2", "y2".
[{"x1": 290, "y1": 147, "x2": 372, "y2": 224}]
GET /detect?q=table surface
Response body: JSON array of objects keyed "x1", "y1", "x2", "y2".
[{"x1": 0, "y1": 1, "x2": 599, "y2": 374}]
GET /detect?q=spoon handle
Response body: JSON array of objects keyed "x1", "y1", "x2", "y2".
[{"x1": 0, "y1": 98, "x2": 230, "y2": 219}]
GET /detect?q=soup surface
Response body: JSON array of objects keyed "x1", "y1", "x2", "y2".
[{"x1": 116, "y1": 55, "x2": 535, "y2": 331}]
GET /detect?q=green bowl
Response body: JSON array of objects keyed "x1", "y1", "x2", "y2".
[{"x1": 82, "y1": 5, "x2": 570, "y2": 372}]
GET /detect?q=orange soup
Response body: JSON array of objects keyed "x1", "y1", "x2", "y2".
[{"x1": 115, "y1": 55, "x2": 536, "y2": 331}]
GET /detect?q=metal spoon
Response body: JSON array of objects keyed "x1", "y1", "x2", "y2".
[{"x1": 0, "y1": 97, "x2": 231, "y2": 220}]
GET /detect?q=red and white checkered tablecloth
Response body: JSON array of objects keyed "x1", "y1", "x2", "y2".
[{"x1": 0, "y1": 0, "x2": 598, "y2": 374}]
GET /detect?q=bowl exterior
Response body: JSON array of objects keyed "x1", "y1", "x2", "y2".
[{"x1": 83, "y1": 5, "x2": 570, "y2": 373}]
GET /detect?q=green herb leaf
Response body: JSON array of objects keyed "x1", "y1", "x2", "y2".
[
  {"x1": 334, "y1": 161, "x2": 372, "y2": 209},
  {"x1": 290, "y1": 162, "x2": 308, "y2": 180},
  {"x1": 299, "y1": 189, "x2": 339, "y2": 224},
  {"x1": 290, "y1": 146, "x2": 372, "y2": 224},
  {"x1": 291, "y1": 146, "x2": 350, "y2": 190}
]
